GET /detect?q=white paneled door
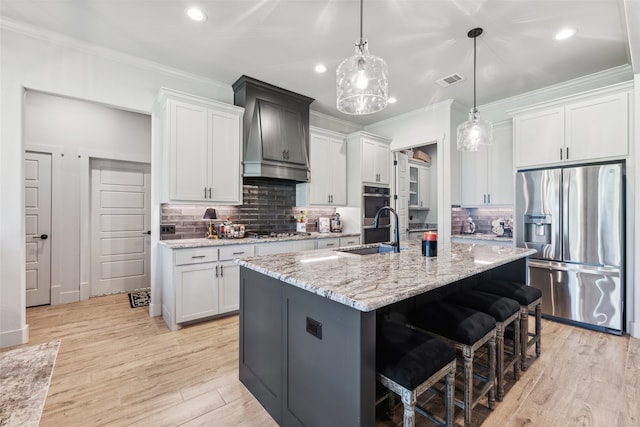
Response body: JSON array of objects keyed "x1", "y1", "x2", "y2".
[
  {"x1": 91, "y1": 160, "x2": 150, "y2": 296},
  {"x1": 25, "y1": 152, "x2": 52, "y2": 307}
]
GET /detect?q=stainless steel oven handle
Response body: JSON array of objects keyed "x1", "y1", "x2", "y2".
[
  {"x1": 362, "y1": 225, "x2": 391, "y2": 229},
  {"x1": 362, "y1": 193, "x2": 390, "y2": 198}
]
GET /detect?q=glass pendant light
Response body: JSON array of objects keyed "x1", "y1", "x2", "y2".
[
  {"x1": 336, "y1": 0, "x2": 388, "y2": 115},
  {"x1": 457, "y1": 27, "x2": 492, "y2": 151}
]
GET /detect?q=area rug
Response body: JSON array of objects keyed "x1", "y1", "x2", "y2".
[
  {"x1": 0, "y1": 340, "x2": 60, "y2": 427},
  {"x1": 128, "y1": 289, "x2": 151, "y2": 308}
]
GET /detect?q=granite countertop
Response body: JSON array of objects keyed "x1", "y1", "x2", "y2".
[
  {"x1": 238, "y1": 240, "x2": 536, "y2": 312},
  {"x1": 452, "y1": 233, "x2": 514, "y2": 242},
  {"x1": 159, "y1": 232, "x2": 361, "y2": 249}
]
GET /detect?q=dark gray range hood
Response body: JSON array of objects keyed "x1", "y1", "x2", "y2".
[{"x1": 233, "y1": 76, "x2": 314, "y2": 182}]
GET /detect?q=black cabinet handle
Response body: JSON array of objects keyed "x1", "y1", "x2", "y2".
[
  {"x1": 215, "y1": 265, "x2": 219, "y2": 277},
  {"x1": 220, "y1": 265, "x2": 224, "y2": 277},
  {"x1": 191, "y1": 255, "x2": 206, "y2": 259},
  {"x1": 560, "y1": 148, "x2": 563, "y2": 160},
  {"x1": 566, "y1": 147, "x2": 569, "y2": 159}
]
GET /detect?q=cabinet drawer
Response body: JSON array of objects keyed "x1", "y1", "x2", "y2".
[
  {"x1": 256, "y1": 240, "x2": 316, "y2": 256},
  {"x1": 219, "y1": 244, "x2": 255, "y2": 260},
  {"x1": 317, "y1": 238, "x2": 340, "y2": 249},
  {"x1": 174, "y1": 247, "x2": 218, "y2": 266},
  {"x1": 339, "y1": 236, "x2": 361, "y2": 247}
]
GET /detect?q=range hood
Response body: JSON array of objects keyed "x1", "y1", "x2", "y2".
[{"x1": 233, "y1": 76, "x2": 314, "y2": 182}]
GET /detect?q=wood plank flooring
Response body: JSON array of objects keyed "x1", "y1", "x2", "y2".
[{"x1": 17, "y1": 294, "x2": 640, "y2": 427}]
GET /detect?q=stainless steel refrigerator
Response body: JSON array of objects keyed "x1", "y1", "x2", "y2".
[{"x1": 515, "y1": 162, "x2": 624, "y2": 333}]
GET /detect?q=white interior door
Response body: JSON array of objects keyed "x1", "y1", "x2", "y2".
[
  {"x1": 25, "y1": 152, "x2": 52, "y2": 307},
  {"x1": 395, "y1": 151, "x2": 409, "y2": 243},
  {"x1": 91, "y1": 160, "x2": 150, "y2": 296}
]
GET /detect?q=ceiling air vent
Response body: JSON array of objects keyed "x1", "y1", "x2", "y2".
[{"x1": 436, "y1": 73, "x2": 464, "y2": 87}]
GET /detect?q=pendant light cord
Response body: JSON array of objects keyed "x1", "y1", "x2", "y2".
[
  {"x1": 473, "y1": 34, "x2": 477, "y2": 110},
  {"x1": 359, "y1": 0, "x2": 364, "y2": 49}
]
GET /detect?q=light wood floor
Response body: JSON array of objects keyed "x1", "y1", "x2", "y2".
[{"x1": 18, "y1": 294, "x2": 640, "y2": 427}]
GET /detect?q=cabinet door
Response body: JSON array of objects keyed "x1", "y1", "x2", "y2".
[
  {"x1": 169, "y1": 100, "x2": 208, "y2": 201},
  {"x1": 487, "y1": 121, "x2": 514, "y2": 205},
  {"x1": 281, "y1": 107, "x2": 307, "y2": 165},
  {"x1": 219, "y1": 261, "x2": 240, "y2": 313},
  {"x1": 309, "y1": 134, "x2": 331, "y2": 204},
  {"x1": 565, "y1": 92, "x2": 628, "y2": 162},
  {"x1": 418, "y1": 166, "x2": 430, "y2": 208},
  {"x1": 361, "y1": 138, "x2": 379, "y2": 183},
  {"x1": 514, "y1": 106, "x2": 564, "y2": 168},
  {"x1": 408, "y1": 165, "x2": 419, "y2": 207},
  {"x1": 208, "y1": 108, "x2": 242, "y2": 203},
  {"x1": 375, "y1": 141, "x2": 390, "y2": 185},
  {"x1": 328, "y1": 137, "x2": 347, "y2": 205},
  {"x1": 460, "y1": 149, "x2": 488, "y2": 206},
  {"x1": 175, "y1": 263, "x2": 218, "y2": 322}
]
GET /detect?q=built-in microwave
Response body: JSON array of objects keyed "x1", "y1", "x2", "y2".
[{"x1": 362, "y1": 185, "x2": 390, "y2": 244}]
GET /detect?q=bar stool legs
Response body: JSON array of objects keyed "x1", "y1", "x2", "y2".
[{"x1": 521, "y1": 298, "x2": 542, "y2": 371}]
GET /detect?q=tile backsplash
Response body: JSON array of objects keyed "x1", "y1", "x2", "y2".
[
  {"x1": 451, "y1": 206, "x2": 513, "y2": 235},
  {"x1": 161, "y1": 178, "x2": 335, "y2": 240}
]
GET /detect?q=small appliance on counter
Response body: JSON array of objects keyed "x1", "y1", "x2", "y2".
[
  {"x1": 462, "y1": 217, "x2": 476, "y2": 234},
  {"x1": 330, "y1": 213, "x2": 343, "y2": 233}
]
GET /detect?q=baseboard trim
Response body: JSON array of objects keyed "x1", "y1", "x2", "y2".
[
  {"x1": 0, "y1": 324, "x2": 29, "y2": 348},
  {"x1": 149, "y1": 302, "x2": 162, "y2": 318},
  {"x1": 59, "y1": 290, "x2": 80, "y2": 304}
]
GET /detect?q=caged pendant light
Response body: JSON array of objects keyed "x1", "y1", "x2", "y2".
[
  {"x1": 457, "y1": 27, "x2": 492, "y2": 151},
  {"x1": 336, "y1": 0, "x2": 388, "y2": 115}
]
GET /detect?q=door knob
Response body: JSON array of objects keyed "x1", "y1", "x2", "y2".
[
  {"x1": 32, "y1": 234, "x2": 48, "y2": 240},
  {"x1": 142, "y1": 230, "x2": 151, "y2": 235}
]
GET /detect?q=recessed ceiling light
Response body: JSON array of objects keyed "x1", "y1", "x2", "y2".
[
  {"x1": 555, "y1": 28, "x2": 576, "y2": 40},
  {"x1": 388, "y1": 97, "x2": 397, "y2": 104},
  {"x1": 185, "y1": 7, "x2": 207, "y2": 22},
  {"x1": 314, "y1": 64, "x2": 327, "y2": 73}
]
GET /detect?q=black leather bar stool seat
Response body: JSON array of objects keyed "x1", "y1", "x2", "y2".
[
  {"x1": 377, "y1": 321, "x2": 456, "y2": 427},
  {"x1": 474, "y1": 280, "x2": 543, "y2": 370},
  {"x1": 446, "y1": 290, "x2": 521, "y2": 400},
  {"x1": 408, "y1": 301, "x2": 497, "y2": 427}
]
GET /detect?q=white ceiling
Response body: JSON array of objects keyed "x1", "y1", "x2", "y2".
[{"x1": 1, "y1": 0, "x2": 637, "y2": 126}]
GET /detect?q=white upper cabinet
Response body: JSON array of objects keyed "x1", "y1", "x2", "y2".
[
  {"x1": 307, "y1": 128, "x2": 347, "y2": 206},
  {"x1": 512, "y1": 84, "x2": 630, "y2": 169},
  {"x1": 361, "y1": 136, "x2": 390, "y2": 185},
  {"x1": 408, "y1": 160, "x2": 430, "y2": 209},
  {"x1": 158, "y1": 88, "x2": 244, "y2": 204},
  {"x1": 460, "y1": 120, "x2": 513, "y2": 206}
]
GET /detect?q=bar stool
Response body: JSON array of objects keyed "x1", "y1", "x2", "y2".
[
  {"x1": 475, "y1": 280, "x2": 542, "y2": 370},
  {"x1": 377, "y1": 321, "x2": 457, "y2": 427},
  {"x1": 446, "y1": 290, "x2": 521, "y2": 401},
  {"x1": 408, "y1": 301, "x2": 497, "y2": 427}
]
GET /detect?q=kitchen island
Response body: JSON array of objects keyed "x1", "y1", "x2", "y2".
[{"x1": 238, "y1": 240, "x2": 536, "y2": 426}]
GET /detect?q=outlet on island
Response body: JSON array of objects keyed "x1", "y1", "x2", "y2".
[{"x1": 161, "y1": 224, "x2": 175, "y2": 234}]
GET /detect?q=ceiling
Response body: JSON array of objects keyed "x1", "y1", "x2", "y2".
[{"x1": 1, "y1": 0, "x2": 638, "y2": 126}]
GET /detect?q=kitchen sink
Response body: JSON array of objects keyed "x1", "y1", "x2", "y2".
[{"x1": 337, "y1": 244, "x2": 398, "y2": 256}]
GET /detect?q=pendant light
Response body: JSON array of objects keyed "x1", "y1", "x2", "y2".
[
  {"x1": 336, "y1": 0, "x2": 388, "y2": 115},
  {"x1": 457, "y1": 27, "x2": 492, "y2": 151}
]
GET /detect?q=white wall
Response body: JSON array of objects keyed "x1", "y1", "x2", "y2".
[
  {"x1": 0, "y1": 20, "x2": 231, "y2": 348},
  {"x1": 24, "y1": 90, "x2": 151, "y2": 303}
]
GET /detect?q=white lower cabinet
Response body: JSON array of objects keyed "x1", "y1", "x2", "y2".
[
  {"x1": 175, "y1": 263, "x2": 219, "y2": 323},
  {"x1": 161, "y1": 236, "x2": 360, "y2": 330},
  {"x1": 162, "y1": 244, "x2": 254, "y2": 330}
]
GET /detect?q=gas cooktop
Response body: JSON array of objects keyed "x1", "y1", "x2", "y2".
[{"x1": 246, "y1": 231, "x2": 312, "y2": 239}]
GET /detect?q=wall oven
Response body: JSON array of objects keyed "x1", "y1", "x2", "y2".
[{"x1": 362, "y1": 185, "x2": 391, "y2": 244}]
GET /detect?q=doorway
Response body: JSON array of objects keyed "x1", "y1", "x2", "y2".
[
  {"x1": 90, "y1": 159, "x2": 151, "y2": 296},
  {"x1": 25, "y1": 152, "x2": 52, "y2": 307}
]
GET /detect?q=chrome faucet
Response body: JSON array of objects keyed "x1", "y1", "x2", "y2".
[{"x1": 373, "y1": 206, "x2": 400, "y2": 253}]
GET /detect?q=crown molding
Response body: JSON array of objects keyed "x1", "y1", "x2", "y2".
[{"x1": 0, "y1": 17, "x2": 230, "y2": 93}]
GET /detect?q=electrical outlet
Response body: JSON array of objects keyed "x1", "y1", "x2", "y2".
[{"x1": 161, "y1": 224, "x2": 175, "y2": 234}]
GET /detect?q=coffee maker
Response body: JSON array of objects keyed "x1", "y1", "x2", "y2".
[{"x1": 330, "y1": 213, "x2": 343, "y2": 233}]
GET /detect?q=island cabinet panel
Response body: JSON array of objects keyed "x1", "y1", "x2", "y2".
[
  {"x1": 239, "y1": 268, "x2": 376, "y2": 426},
  {"x1": 282, "y1": 284, "x2": 376, "y2": 427},
  {"x1": 239, "y1": 268, "x2": 283, "y2": 422}
]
